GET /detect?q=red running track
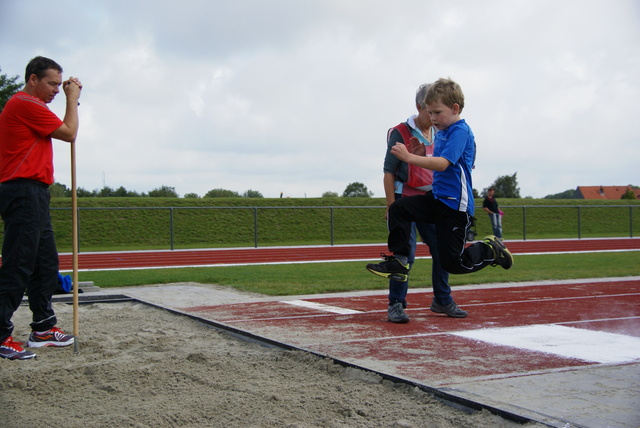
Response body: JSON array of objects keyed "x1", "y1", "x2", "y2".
[
  {"x1": 54, "y1": 237, "x2": 640, "y2": 271},
  {"x1": 179, "y1": 278, "x2": 640, "y2": 385}
]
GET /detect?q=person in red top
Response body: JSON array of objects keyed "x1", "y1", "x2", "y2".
[{"x1": 0, "y1": 56, "x2": 82, "y2": 360}]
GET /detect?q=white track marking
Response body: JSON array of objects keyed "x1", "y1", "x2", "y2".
[
  {"x1": 280, "y1": 300, "x2": 362, "y2": 315},
  {"x1": 452, "y1": 324, "x2": 640, "y2": 364}
]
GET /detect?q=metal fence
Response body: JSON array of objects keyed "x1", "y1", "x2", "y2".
[
  {"x1": 501, "y1": 205, "x2": 638, "y2": 240},
  {"x1": 49, "y1": 205, "x2": 387, "y2": 251},
  {"x1": 39, "y1": 204, "x2": 640, "y2": 252}
]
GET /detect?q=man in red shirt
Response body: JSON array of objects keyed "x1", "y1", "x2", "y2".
[{"x1": 0, "y1": 56, "x2": 82, "y2": 360}]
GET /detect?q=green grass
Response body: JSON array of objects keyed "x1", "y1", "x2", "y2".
[
  {"x1": 76, "y1": 251, "x2": 640, "y2": 296},
  {"x1": 30, "y1": 197, "x2": 640, "y2": 252}
]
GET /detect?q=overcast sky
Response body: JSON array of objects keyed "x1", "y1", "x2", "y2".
[{"x1": 1, "y1": 0, "x2": 639, "y2": 198}]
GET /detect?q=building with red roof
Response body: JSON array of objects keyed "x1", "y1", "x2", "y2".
[{"x1": 575, "y1": 186, "x2": 640, "y2": 199}]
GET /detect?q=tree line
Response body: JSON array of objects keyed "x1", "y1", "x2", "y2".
[
  {"x1": 49, "y1": 182, "x2": 379, "y2": 198},
  {"x1": 49, "y1": 183, "x2": 269, "y2": 198}
]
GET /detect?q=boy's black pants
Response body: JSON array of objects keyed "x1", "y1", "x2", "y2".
[{"x1": 387, "y1": 191, "x2": 494, "y2": 274}]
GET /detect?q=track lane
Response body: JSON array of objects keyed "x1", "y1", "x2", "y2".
[{"x1": 50, "y1": 237, "x2": 640, "y2": 271}]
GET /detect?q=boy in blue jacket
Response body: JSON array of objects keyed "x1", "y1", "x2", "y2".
[{"x1": 367, "y1": 78, "x2": 512, "y2": 280}]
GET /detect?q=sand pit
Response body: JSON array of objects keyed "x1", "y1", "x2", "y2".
[{"x1": 1, "y1": 301, "x2": 544, "y2": 427}]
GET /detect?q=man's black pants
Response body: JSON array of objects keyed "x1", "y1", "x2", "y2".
[{"x1": 0, "y1": 180, "x2": 59, "y2": 342}]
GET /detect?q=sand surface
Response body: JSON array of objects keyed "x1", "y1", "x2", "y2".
[{"x1": 1, "y1": 301, "x2": 545, "y2": 428}]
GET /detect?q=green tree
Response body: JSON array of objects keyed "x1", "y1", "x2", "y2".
[
  {"x1": 148, "y1": 185, "x2": 178, "y2": 197},
  {"x1": 486, "y1": 172, "x2": 520, "y2": 198},
  {"x1": 183, "y1": 192, "x2": 200, "y2": 199},
  {"x1": 621, "y1": 188, "x2": 637, "y2": 200},
  {"x1": 77, "y1": 187, "x2": 94, "y2": 197},
  {"x1": 204, "y1": 188, "x2": 241, "y2": 198},
  {"x1": 50, "y1": 182, "x2": 71, "y2": 197},
  {"x1": 342, "y1": 182, "x2": 373, "y2": 198},
  {"x1": 243, "y1": 189, "x2": 264, "y2": 198},
  {"x1": 113, "y1": 186, "x2": 130, "y2": 197},
  {"x1": 322, "y1": 191, "x2": 339, "y2": 197},
  {"x1": 97, "y1": 186, "x2": 115, "y2": 197},
  {"x1": 0, "y1": 67, "x2": 22, "y2": 112}
]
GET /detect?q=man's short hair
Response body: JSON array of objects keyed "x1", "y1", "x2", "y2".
[
  {"x1": 25, "y1": 56, "x2": 63, "y2": 82},
  {"x1": 425, "y1": 78, "x2": 465, "y2": 112}
]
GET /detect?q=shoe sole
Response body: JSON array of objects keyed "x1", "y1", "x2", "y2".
[
  {"x1": 499, "y1": 246, "x2": 513, "y2": 269},
  {"x1": 0, "y1": 351, "x2": 37, "y2": 360},
  {"x1": 366, "y1": 267, "x2": 408, "y2": 282},
  {"x1": 27, "y1": 339, "x2": 74, "y2": 348},
  {"x1": 484, "y1": 235, "x2": 513, "y2": 270},
  {"x1": 388, "y1": 317, "x2": 410, "y2": 323},
  {"x1": 15, "y1": 353, "x2": 37, "y2": 360},
  {"x1": 493, "y1": 240, "x2": 513, "y2": 269}
]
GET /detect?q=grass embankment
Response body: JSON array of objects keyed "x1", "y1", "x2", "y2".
[
  {"x1": 42, "y1": 197, "x2": 640, "y2": 252},
  {"x1": 48, "y1": 197, "x2": 388, "y2": 251}
]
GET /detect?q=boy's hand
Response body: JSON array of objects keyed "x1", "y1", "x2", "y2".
[{"x1": 390, "y1": 142, "x2": 410, "y2": 161}]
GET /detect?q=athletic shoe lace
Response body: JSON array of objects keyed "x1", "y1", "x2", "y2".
[
  {"x1": 379, "y1": 252, "x2": 394, "y2": 261},
  {"x1": 1, "y1": 337, "x2": 25, "y2": 352},
  {"x1": 46, "y1": 327, "x2": 68, "y2": 340}
]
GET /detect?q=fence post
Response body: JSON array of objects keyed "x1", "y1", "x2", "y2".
[
  {"x1": 330, "y1": 207, "x2": 334, "y2": 246},
  {"x1": 254, "y1": 207, "x2": 258, "y2": 248},
  {"x1": 577, "y1": 206, "x2": 581, "y2": 239},
  {"x1": 631, "y1": 206, "x2": 634, "y2": 238},
  {"x1": 169, "y1": 207, "x2": 174, "y2": 250},
  {"x1": 522, "y1": 206, "x2": 526, "y2": 241},
  {"x1": 77, "y1": 206, "x2": 81, "y2": 253}
]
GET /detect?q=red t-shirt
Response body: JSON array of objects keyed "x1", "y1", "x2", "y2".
[{"x1": 0, "y1": 92, "x2": 63, "y2": 184}]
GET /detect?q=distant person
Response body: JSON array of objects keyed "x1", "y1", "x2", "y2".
[
  {"x1": 0, "y1": 56, "x2": 81, "y2": 360},
  {"x1": 381, "y1": 83, "x2": 466, "y2": 323},
  {"x1": 367, "y1": 78, "x2": 512, "y2": 282},
  {"x1": 483, "y1": 187, "x2": 503, "y2": 239}
]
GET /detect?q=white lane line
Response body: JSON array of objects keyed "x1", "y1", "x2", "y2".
[
  {"x1": 452, "y1": 324, "x2": 640, "y2": 364},
  {"x1": 280, "y1": 299, "x2": 362, "y2": 315}
]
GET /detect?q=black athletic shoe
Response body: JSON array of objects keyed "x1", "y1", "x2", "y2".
[
  {"x1": 483, "y1": 235, "x2": 513, "y2": 269},
  {"x1": 388, "y1": 302, "x2": 410, "y2": 323},
  {"x1": 430, "y1": 299, "x2": 468, "y2": 318},
  {"x1": 366, "y1": 254, "x2": 409, "y2": 282}
]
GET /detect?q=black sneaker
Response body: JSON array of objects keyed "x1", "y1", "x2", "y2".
[
  {"x1": 0, "y1": 336, "x2": 37, "y2": 360},
  {"x1": 388, "y1": 302, "x2": 410, "y2": 323},
  {"x1": 483, "y1": 235, "x2": 513, "y2": 269},
  {"x1": 430, "y1": 299, "x2": 468, "y2": 318},
  {"x1": 366, "y1": 254, "x2": 409, "y2": 282}
]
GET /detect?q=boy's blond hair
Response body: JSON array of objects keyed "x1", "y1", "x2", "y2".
[{"x1": 424, "y1": 78, "x2": 465, "y2": 113}]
